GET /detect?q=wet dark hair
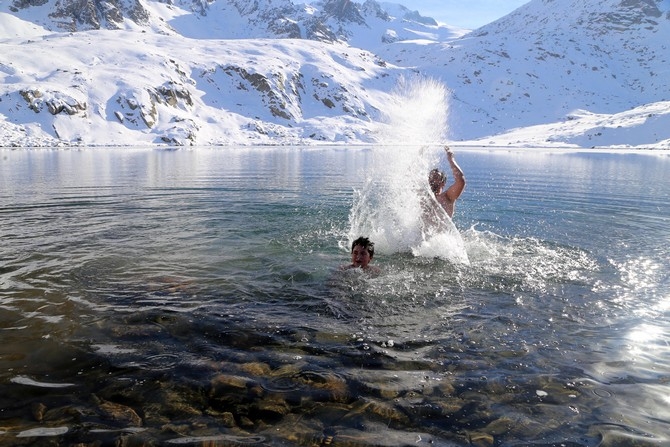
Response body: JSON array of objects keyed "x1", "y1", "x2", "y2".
[
  {"x1": 429, "y1": 168, "x2": 446, "y2": 193},
  {"x1": 351, "y1": 236, "x2": 374, "y2": 258}
]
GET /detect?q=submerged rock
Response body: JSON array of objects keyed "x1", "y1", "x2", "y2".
[{"x1": 94, "y1": 396, "x2": 142, "y2": 427}]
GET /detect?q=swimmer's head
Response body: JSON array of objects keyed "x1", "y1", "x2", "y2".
[
  {"x1": 351, "y1": 236, "x2": 374, "y2": 257},
  {"x1": 429, "y1": 169, "x2": 446, "y2": 193},
  {"x1": 351, "y1": 237, "x2": 374, "y2": 268}
]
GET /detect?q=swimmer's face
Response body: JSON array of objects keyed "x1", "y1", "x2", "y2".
[{"x1": 351, "y1": 244, "x2": 372, "y2": 268}]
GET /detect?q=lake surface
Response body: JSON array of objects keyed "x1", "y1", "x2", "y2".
[{"x1": 1, "y1": 147, "x2": 669, "y2": 446}]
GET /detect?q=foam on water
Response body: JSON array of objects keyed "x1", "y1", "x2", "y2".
[{"x1": 347, "y1": 76, "x2": 469, "y2": 264}]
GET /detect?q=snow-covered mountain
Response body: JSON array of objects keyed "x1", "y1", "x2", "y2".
[
  {"x1": 379, "y1": 0, "x2": 670, "y2": 147},
  {"x1": 2, "y1": 0, "x2": 466, "y2": 43},
  {"x1": 1, "y1": 0, "x2": 668, "y2": 148}
]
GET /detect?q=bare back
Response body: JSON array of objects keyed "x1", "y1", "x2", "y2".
[{"x1": 435, "y1": 190, "x2": 456, "y2": 218}]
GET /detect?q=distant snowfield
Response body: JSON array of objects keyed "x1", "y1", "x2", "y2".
[
  {"x1": 1, "y1": 0, "x2": 669, "y2": 150},
  {"x1": 467, "y1": 103, "x2": 670, "y2": 149}
]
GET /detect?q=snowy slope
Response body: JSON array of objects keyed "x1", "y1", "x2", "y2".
[
  {"x1": 467, "y1": 102, "x2": 670, "y2": 148},
  {"x1": 1, "y1": 0, "x2": 669, "y2": 148},
  {"x1": 0, "y1": 29, "x2": 400, "y2": 146},
  {"x1": 377, "y1": 0, "x2": 670, "y2": 147}
]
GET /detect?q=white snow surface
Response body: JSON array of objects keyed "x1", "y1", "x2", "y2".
[{"x1": 1, "y1": 0, "x2": 669, "y2": 148}]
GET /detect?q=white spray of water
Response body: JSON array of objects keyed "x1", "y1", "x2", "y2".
[{"x1": 347, "y1": 76, "x2": 469, "y2": 264}]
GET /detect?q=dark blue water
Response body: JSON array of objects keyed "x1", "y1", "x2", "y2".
[{"x1": 0, "y1": 147, "x2": 668, "y2": 446}]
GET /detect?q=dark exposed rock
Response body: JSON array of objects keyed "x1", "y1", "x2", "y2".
[
  {"x1": 321, "y1": 0, "x2": 366, "y2": 25},
  {"x1": 40, "y1": 0, "x2": 150, "y2": 31},
  {"x1": 19, "y1": 89, "x2": 87, "y2": 115}
]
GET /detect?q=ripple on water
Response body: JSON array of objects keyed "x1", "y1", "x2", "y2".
[
  {"x1": 120, "y1": 353, "x2": 183, "y2": 371},
  {"x1": 593, "y1": 388, "x2": 613, "y2": 398},
  {"x1": 166, "y1": 435, "x2": 266, "y2": 445},
  {"x1": 263, "y1": 369, "x2": 350, "y2": 403}
]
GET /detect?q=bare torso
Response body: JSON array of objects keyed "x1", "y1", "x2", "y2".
[{"x1": 426, "y1": 147, "x2": 465, "y2": 220}]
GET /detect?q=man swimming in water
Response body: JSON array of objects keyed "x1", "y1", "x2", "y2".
[
  {"x1": 428, "y1": 146, "x2": 466, "y2": 218},
  {"x1": 341, "y1": 236, "x2": 380, "y2": 274}
]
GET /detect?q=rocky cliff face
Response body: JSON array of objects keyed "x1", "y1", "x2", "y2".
[{"x1": 9, "y1": 0, "x2": 150, "y2": 31}]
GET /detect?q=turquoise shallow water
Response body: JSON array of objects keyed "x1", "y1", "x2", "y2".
[{"x1": 0, "y1": 147, "x2": 669, "y2": 446}]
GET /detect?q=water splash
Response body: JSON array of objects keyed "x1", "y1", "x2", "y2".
[
  {"x1": 347, "y1": 76, "x2": 468, "y2": 264},
  {"x1": 377, "y1": 75, "x2": 450, "y2": 145}
]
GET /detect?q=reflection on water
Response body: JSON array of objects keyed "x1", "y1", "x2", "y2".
[{"x1": 0, "y1": 148, "x2": 669, "y2": 446}]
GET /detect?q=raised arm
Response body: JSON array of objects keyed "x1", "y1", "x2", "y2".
[{"x1": 444, "y1": 147, "x2": 466, "y2": 202}]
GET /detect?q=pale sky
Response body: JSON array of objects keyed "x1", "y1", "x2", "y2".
[
  {"x1": 294, "y1": 0, "x2": 530, "y2": 30},
  {"x1": 404, "y1": 0, "x2": 530, "y2": 29}
]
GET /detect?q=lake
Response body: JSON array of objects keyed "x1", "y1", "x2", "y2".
[{"x1": 0, "y1": 147, "x2": 668, "y2": 446}]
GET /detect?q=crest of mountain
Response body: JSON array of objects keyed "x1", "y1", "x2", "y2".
[
  {"x1": 7, "y1": 0, "x2": 151, "y2": 31},
  {"x1": 4, "y1": 0, "x2": 462, "y2": 43}
]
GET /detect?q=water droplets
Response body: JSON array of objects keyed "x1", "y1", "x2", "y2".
[{"x1": 348, "y1": 76, "x2": 468, "y2": 264}]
